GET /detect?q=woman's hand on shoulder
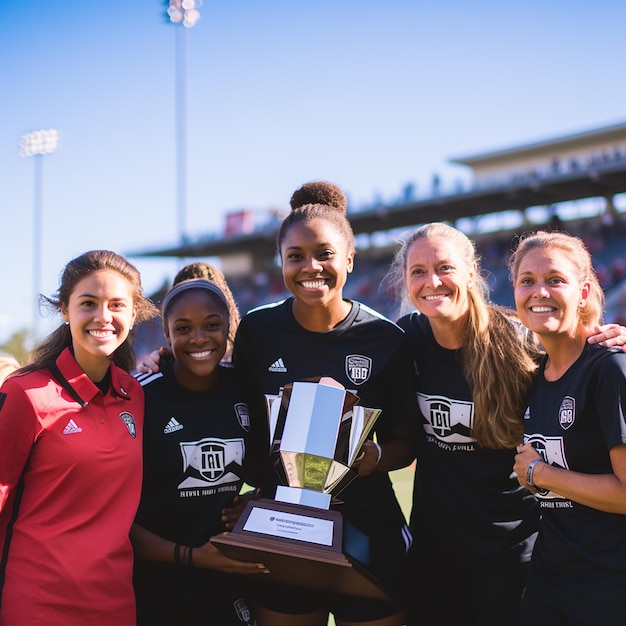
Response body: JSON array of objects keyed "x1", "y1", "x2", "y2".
[
  {"x1": 136, "y1": 347, "x2": 172, "y2": 374},
  {"x1": 587, "y1": 324, "x2": 626, "y2": 352}
]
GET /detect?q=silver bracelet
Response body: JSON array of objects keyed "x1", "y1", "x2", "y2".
[{"x1": 526, "y1": 458, "x2": 543, "y2": 487}]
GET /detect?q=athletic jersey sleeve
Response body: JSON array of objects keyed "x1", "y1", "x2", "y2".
[
  {"x1": 591, "y1": 350, "x2": 626, "y2": 449},
  {"x1": 0, "y1": 379, "x2": 37, "y2": 534},
  {"x1": 232, "y1": 318, "x2": 271, "y2": 487},
  {"x1": 372, "y1": 339, "x2": 419, "y2": 444}
]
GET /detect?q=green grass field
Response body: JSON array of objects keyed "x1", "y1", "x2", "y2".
[{"x1": 389, "y1": 462, "x2": 415, "y2": 520}]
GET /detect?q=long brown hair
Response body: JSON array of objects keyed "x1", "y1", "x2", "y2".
[
  {"x1": 23, "y1": 250, "x2": 158, "y2": 374},
  {"x1": 386, "y1": 223, "x2": 539, "y2": 449}
]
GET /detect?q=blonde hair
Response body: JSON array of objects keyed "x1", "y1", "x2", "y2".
[
  {"x1": 0, "y1": 353, "x2": 20, "y2": 385},
  {"x1": 508, "y1": 230, "x2": 604, "y2": 328},
  {"x1": 386, "y1": 222, "x2": 539, "y2": 449}
]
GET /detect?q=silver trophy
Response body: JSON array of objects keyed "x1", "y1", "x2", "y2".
[
  {"x1": 211, "y1": 376, "x2": 388, "y2": 599},
  {"x1": 266, "y1": 376, "x2": 381, "y2": 509}
]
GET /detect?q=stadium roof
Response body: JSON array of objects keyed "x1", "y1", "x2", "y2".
[{"x1": 450, "y1": 120, "x2": 626, "y2": 167}]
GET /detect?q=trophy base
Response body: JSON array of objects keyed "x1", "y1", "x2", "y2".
[{"x1": 210, "y1": 498, "x2": 391, "y2": 601}]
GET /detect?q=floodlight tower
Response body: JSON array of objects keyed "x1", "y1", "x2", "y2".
[
  {"x1": 19, "y1": 129, "x2": 60, "y2": 341},
  {"x1": 164, "y1": 0, "x2": 202, "y2": 245}
]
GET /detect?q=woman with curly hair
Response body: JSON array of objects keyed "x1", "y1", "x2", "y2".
[{"x1": 231, "y1": 181, "x2": 417, "y2": 626}]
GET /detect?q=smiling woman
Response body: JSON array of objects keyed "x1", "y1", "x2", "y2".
[
  {"x1": 134, "y1": 184, "x2": 420, "y2": 625},
  {"x1": 384, "y1": 222, "x2": 541, "y2": 626},
  {"x1": 0, "y1": 250, "x2": 158, "y2": 626},
  {"x1": 131, "y1": 273, "x2": 267, "y2": 626},
  {"x1": 509, "y1": 231, "x2": 626, "y2": 626},
  {"x1": 233, "y1": 181, "x2": 418, "y2": 626}
]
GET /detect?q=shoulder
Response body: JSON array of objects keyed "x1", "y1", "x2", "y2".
[
  {"x1": 0, "y1": 369, "x2": 62, "y2": 423},
  {"x1": 396, "y1": 310, "x2": 423, "y2": 329},
  {"x1": 396, "y1": 310, "x2": 431, "y2": 341},
  {"x1": 243, "y1": 298, "x2": 289, "y2": 318},
  {"x1": 217, "y1": 362, "x2": 237, "y2": 384},
  {"x1": 353, "y1": 301, "x2": 404, "y2": 334},
  {"x1": 1, "y1": 368, "x2": 46, "y2": 388},
  {"x1": 135, "y1": 370, "x2": 165, "y2": 388},
  {"x1": 237, "y1": 299, "x2": 292, "y2": 347},
  {"x1": 111, "y1": 365, "x2": 145, "y2": 399},
  {"x1": 587, "y1": 343, "x2": 626, "y2": 376},
  {"x1": 0, "y1": 370, "x2": 48, "y2": 404},
  {"x1": 239, "y1": 299, "x2": 289, "y2": 329}
]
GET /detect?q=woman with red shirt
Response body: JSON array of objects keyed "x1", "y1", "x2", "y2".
[{"x1": 0, "y1": 250, "x2": 158, "y2": 626}]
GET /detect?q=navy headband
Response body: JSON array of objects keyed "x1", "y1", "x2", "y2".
[{"x1": 162, "y1": 279, "x2": 229, "y2": 316}]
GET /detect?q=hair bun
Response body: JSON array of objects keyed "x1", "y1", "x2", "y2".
[{"x1": 289, "y1": 181, "x2": 347, "y2": 214}]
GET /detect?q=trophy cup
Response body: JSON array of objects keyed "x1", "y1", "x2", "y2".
[{"x1": 210, "y1": 377, "x2": 388, "y2": 599}]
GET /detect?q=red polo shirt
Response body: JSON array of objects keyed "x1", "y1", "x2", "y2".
[{"x1": 0, "y1": 348, "x2": 144, "y2": 626}]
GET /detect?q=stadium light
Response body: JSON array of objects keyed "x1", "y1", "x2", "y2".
[
  {"x1": 164, "y1": 0, "x2": 202, "y2": 244},
  {"x1": 19, "y1": 129, "x2": 60, "y2": 341},
  {"x1": 166, "y1": 0, "x2": 202, "y2": 27}
]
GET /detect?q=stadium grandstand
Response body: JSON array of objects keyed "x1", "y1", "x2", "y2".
[{"x1": 131, "y1": 120, "x2": 626, "y2": 356}]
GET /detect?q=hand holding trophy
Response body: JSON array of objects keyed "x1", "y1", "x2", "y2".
[{"x1": 211, "y1": 376, "x2": 389, "y2": 599}]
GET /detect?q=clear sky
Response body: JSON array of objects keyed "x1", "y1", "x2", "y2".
[{"x1": 2, "y1": 0, "x2": 626, "y2": 344}]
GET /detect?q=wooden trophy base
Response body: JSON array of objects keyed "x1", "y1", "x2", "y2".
[{"x1": 210, "y1": 498, "x2": 390, "y2": 600}]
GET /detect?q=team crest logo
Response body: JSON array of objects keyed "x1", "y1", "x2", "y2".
[
  {"x1": 234, "y1": 598, "x2": 252, "y2": 624},
  {"x1": 429, "y1": 399, "x2": 452, "y2": 437},
  {"x1": 179, "y1": 437, "x2": 245, "y2": 489},
  {"x1": 119, "y1": 412, "x2": 137, "y2": 438},
  {"x1": 559, "y1": 396, "x2": 576, "y2": 430},
  {"x1": 234, "y1": 402, "x2": 250, "y2": 431},
  {"x1": 198, "y1": 442, "x2": 226, "y2": 481},
  {"x1": 345, "y1": 354, "x2": 371, "y2": 385}
]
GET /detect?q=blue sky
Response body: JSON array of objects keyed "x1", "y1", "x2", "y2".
[{"x1": 2, "y1": 0, "x2": 626, "y2": 343}]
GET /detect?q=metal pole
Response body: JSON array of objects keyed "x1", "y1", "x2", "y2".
[
  {"x1": 20, "y1": 129, "x2": 59, "y2": 343},
  {"x1": 176, "y1": 24, "x2": 188, "y2": 244},
  {"x1": 32, "y1": 154, "x2": 43, "y2": 340}
]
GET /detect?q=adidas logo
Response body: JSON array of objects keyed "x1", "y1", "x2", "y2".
[
  {"x1": 268, "y1": 358, "x2": 287, "y2": 373},
  {"x1": 63, "y1": 419, "x2": 82, "y2": 435},
  {"x1": 164, "y1": 417, "x2": 184, "y2": 434}
]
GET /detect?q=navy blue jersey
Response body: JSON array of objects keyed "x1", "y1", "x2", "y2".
[
  {"x1": 397, "y1": 311, "x2": 539, "y2": 563},
  {"x1": 233, "y1": 297, "x2": 417, "y2": 538},
  {"x1": 522, "y1": 343, "x2": 626, "y2": 620}
]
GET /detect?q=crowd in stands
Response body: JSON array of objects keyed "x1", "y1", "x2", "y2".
[{"x1": 135, "y1": 213, "x2": 626, "y2": 358}]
